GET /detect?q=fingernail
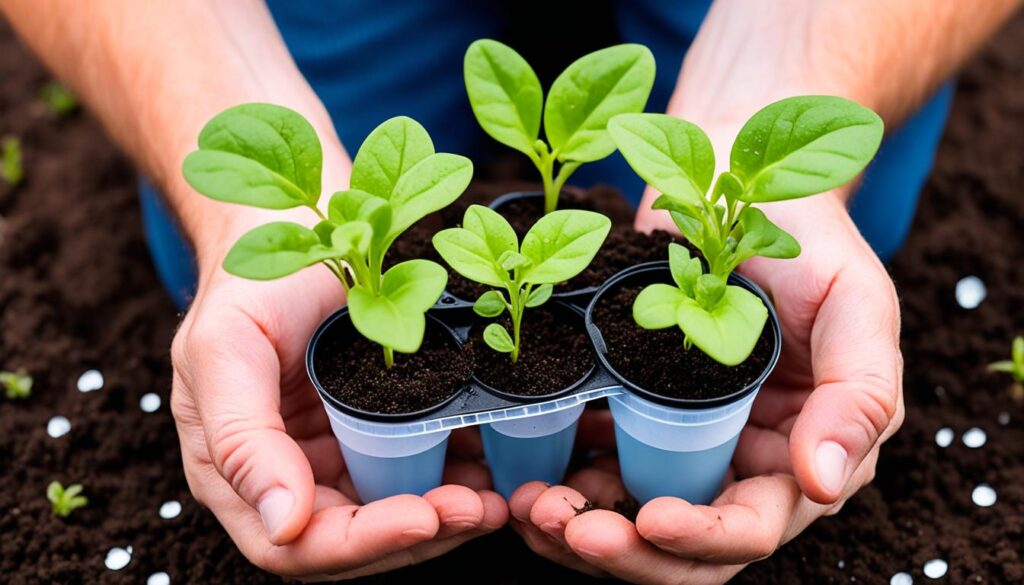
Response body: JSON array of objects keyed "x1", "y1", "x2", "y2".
[
  {"x1": 815, "y1": 441, "x2": 848, "y2": 495},
  {"x1": 258, "y1": 487, "x2": 294, "y2": 539}
]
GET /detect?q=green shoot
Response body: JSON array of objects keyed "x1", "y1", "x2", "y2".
[
  {"x1": 434, "y1": 205, "x2": 609, "y2": 362},
  {"x1": 2, "y1": 136, "x2": 23, "y2": 186},
  {"x1": 40, "y1": 81, "x2": 79, "y2": 117},
  {"x1": 464, "y1": 40, "x2": 655, "y2": 214},
  {"x1": 612, "y1": 96, "x2": 884, "y2": 365},
  {"x1": 47, "y1": 481, "x2": 88, "y2": 518},
  {"x1": 0, "y1": 370, "x2": 32, "y2": 399},
  {"x1": 989, "y1": 336, "x2": 1024, "y2": 383},
  {"x1": 183, "y1": 105, "x2": 472, "y2": 367}
]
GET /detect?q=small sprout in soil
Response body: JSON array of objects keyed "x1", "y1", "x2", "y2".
[
  {"x1": 465, "y1": 40, "x2": 655, "y2": 214},
  {"x1": 0, "y1": 369, "x2": 32, "y2": 399},
  {"x1": 988, "y1": 335, "x2": 1024, "y2": 386},
  {"x1": 2, "y1": 136, "x2": 23, "y2": 187},
  {"x1": 183, "y1": 104, "x2": 472, "y2": 367},
  {"x1": 611, "y1": 96, "x2": 883, "y2": 366},
  {"x1": 39, "y1": 81, "x2": 78, "y2": 117},
  {"x1": 47, "y1": 481, "x2": 88, "y2": 518},
  {"x1": 433, "y1": 205, "x2": 610, "y2": 362}
]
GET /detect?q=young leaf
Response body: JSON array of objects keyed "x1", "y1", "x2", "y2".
[
  {"x1": 464, "y1": 40, "x2": 543, "y2": 160},
  {"x1": 40, "y1": 81, "x2": 78, "y2": 116},
  {"x1": 433, "y1": 228, "x2": 507, "y2": 287},
  {"x1": 0, "y1": 370, "x2": 32, "y2": 399},
  {"x1": 1014, "y1": 336, "x2": 1024, "y2": 368},
  {"x1": 47, "y1": 481, "x2": 88, "y2": 518},
  {"x1": 388, "y1": 153, "x2": 473, "y2": 236},
  {"x1": 498, "y1": 250, "x2": 531, "y2": 272},
  {"x1": 347, "y1": 260, "x2": 447, "y2": 353},
  {"x1": 608, "y1": 113, "x2": 715, "y2": 205},
  {"x1": 186, "y1": 103, "x2": 322, "y2": 207},
  {"x1": 462, "y1": 205, "x2": 517, "y2": 261},
  {"x1": 350, "y1": 116, "x2": 433, "y2": 198},
  {"x1": 544, "y1": 44, "x2": 656, "y2": 163},
  {"x1": 730, "y1": 96, "x2": 884, "y2": 202},
  {"x1": 330, "y1": 221, "x2": 373, "y2": 257},
  {"x1": 223, "y1": 222, "x2": 334, "y2": 280},
  {"x1": 694, "y1": 273, "x2": 727, "y2": 309},
  {"x1": 2, "y1": 136, "x2": 23, "y2": 187},
  {"x1": 668, "y1": 243, "x2": 701, "y2": 295},
  {"x1": 733, "y1": 207, "x2": 801, "y2": 261},
  {"x1": 633, "y1": 284, "x2": 686, "y2": 330},
  {"x1": 520, "y1": 210, "x2": 612, "y2": 284},
  {"x1": 328, "y1": 189, "x2": 392, "y2": 235},
  {"x1": 483, "y1": 323, "x2": 515, "y2": 353},
  {"x1": 474, "y1": 290, "x2": 507, "y2": 317},
  {"x1": 525, "y1": 284, "x2": 553, "y2": 308},
  {"x1": 652, "y1": 195, "x2": 706, "y2": 246},
  {"x1": 675, "y1": 285, "x2": 768, "y2": 367}
]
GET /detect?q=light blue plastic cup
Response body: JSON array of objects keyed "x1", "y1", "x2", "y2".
[
  {"x1": 320, "y1": 401, "x2": 450, "y2": 503},
  {"x1": 480, "y1": 403, "x2": 585, "y2": 499},
  {"x1": 609, "y1": 389, "x2": 759, "y2": 504}
]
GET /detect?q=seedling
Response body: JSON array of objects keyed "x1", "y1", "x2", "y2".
[
  {"x1": 0, "y1": 370, "x2": 32, "y2": 399},
  {"x1": 464, "y1": 40, "x2": 655, "y2": 214},
  {"x1": 611, "y1": 96, "x2": 883, "y2": 365},
  {"x1": 47, "y1": 481, "x2": 88, "y2": 518},
  {"x1": 2, "y1": 136, "x2": 23, "y2": 186},
  {"x1": 434, "y1": 205, "x2": 610, "y2": 362},
  {"x1": 39, "y1": 81, "x2": 78, "y2": 117},
  {"x1": 989, "y1": 336, "x2": 1024, "y2": 398},
  {"x1": 183, "y1": 104, "x2": 472, "y2": 366}
]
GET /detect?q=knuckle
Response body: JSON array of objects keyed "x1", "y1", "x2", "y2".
[
  {"x1": 210, "y1": 420, "x2": 265, "y2": 497},
  {"x1": 854, "y1": 373, "x2": 899, "y2": 440}
]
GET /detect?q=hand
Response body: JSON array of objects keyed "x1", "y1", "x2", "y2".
[
  {"x1": 509, "y1": 191, "x2": 904, "y2": 583},
  {"x1": 170, "y1": 249, "x2": 507, "y2": 580}
]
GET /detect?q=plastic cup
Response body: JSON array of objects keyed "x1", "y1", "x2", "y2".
[
  {"x1": 321, "y1": 399, "x2": 450, "y2": 503},
  {"x1": 480, "y1": 403, "x2": 585, "y2": 499},
  {"x1": 609, "y1": 389, "x2": 759, "y2": 504}
]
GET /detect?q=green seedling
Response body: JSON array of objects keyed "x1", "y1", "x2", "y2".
[
  {"x1": 47, "y1": 481, "x2": 88, "y2": 518},
  {"x1": 40, "y1": 81, "x2": 78, "y2": 117},
  {"x1": 0, "y1": 370, "x2": 32, "y2": 399},
  {"x1": 989, "y1": 336, "x2": 1024, "y2": 398},
  {"x1": 434, "y1": 205, "x2": 610, "y2": 362},
  {"x1": 183, "y1": 104, "x2": 472, "y2": 367},
  {"x1": 611, "y1": 96, "x2": 883, "y2": 365},
  {"x1": 464, "y1": 40, "x2": 655, "y2": 214},
  {"x1": 2, "y1": 136, "x2": 23, "y2": 186}
]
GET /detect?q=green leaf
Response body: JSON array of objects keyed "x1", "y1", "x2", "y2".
[
  {"x1": 694, "y1": 274, "x2": 726, "y2": 309},
  {"x1": 733, "y1": 207, "x2": 801, "y2": 263},
  {"x1": 2, "y1": 136, "x2": 23, "y2": 186},
  {"x1": 327, "y1": 189, "x2": 392, "y2": 240},
  {"x1": 464, "y1": 40, "x2": 543, "y2": 160},
  {"x1": 668, "y1": 243, "x2": 701, "y2": 295},
  {"x1": 608, "y1": 113, "x2": 714, "y2": 205},
  {"x1": 64, "y1": 484, "x2": 83, "y2": 499},
  {"x1": 433, "y1": 228, "x2": 506, "y2": 287},
  {"x1": 350, "y1": 116, "x2": 434, "y2": 198},
  {"x1": 474, "y1": 290, "x2": 507, "y2": 317},
  {"x1": 712, "y1": 171, "x2": 744, "y2": 204},
  {"x1": 730, "y1": 96, "x2": 884, "y2": 202},
  {"x1": 520, "y1": 210, "x2": 611, "y2": 284},
  {"x1": 498, "y1": 250, "x2": 531, "y2": 271},
  {"x1": 192, "y1": 103, "x2": 322, "y2": 204},
  {"x1": 463, "y1": 205, "x2": 518, "y2": 262},
  {"x1": 47, "y1": 481, "x2": 62, "y2": 503},
  {"x1": 483, "y1": 323, "x2": 515, "y2": 353},
  {"x1": 183, "y1": 150, "x2": 309, "y2": 209},
  {"x1": 1013, "y1": 336, "x2": 1024, "y2": 368},
  {"x1": 330, "y1": 221, "x2": 373, "y2": 257},
  {"x1": 633, "y1": 283, "x2": 686, "y2": 330},
  {"x1": 223, "y1": 222, "x2": 334, "y2": 280},
  {"x1": 347, "y1": 260, "x2": 447, "y2": 353},
  {"x1": 989, "y1": 361, "x2": 1017, "y2": 374},
  {"x1": 676, "y1": 285, "x2": 768, "y2": 366},
  {"x1": 544, "y1": 44, "x2": 656, "y2": 163},
  {"x1": 652, "y1": 195, "x2": 706, "y2": 248},
  {"x1": 389, "y1": 153, "x2": 473, "y2": 236},
  {"x1": 40, "y1": 81, "x2": 78, "y2": 116},
  {"x1": 0, "y1": 370, "x2": 32, "y2": 399},
  {"x1": 313, "y1": 220, "x2": 335, "y2": 246},
  {"x1": 525, "y1": 284, "x2": 553, "y2": 308}
]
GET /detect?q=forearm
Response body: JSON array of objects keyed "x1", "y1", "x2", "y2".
[
  {"x1": 1, "y1": 0, "x2": 348, "y2": 278},
  {"x1": 668, "y1": 0, "x2": 1020, "y2": 175}
]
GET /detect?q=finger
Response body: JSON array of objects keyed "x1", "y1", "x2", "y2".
[
  {"x1": 635, "y1": 475, "x2": 805, "y2": 564},
  {"x1": 528, "y1": 485, "x2": 591, "y2": 547},
  {"x1": 296, "y1": 434, "x2": 344, "y2": 485},
  {"x1": 731, "y1": 424, "x2": 791, "y2": 478},
  {"x1": 564, "y1": 510, "x2": 740, "y2": 585},
  {"x1": 180, "y1": 310, "x2": 317, "y2": 545},
  {"x1": 508, "y1": 482, "x2": 609, "y2": 577},
  {"x1": 423, "y1": 485, "x2": 487, "y2": 539},
  {"x1": 447, "y1": 427, "x2": 483, "y2": 459},
  {"x1": 565, "y1": 467, "x2": 628, "y2": 510},
  {"x1": 576, "y1": 408, "x2": 616, "y2": 451},
  {"x1": 442, "y1": 458, "x2": 492, "y2": 491},
  {"x1": 789, "y1": 267, "x2": 903, "y2": 503}
]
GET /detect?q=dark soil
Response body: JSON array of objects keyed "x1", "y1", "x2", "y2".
[
  {"x1": 469, "y1": 307, "x2": 592, "y2": 398},
  {"x1": 1, "y1": 11, "x2": 1023, "y2": 585},
  {"x1": 313, "y1": 319, "x2": 472, "y2": 415},
  {"x1": 593, "y1": 283, "x2": 772, "y2": 401}
]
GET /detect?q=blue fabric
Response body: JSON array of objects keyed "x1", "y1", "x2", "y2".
[{"x1": 141, "y1": 0, "x2": 953, "y2": 308}]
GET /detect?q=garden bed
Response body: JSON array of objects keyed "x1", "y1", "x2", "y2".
[{"x1": 1, "y1": 14, "x2": 1023, "y2": 585}]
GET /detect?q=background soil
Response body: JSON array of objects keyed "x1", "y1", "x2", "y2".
[{"x1": 2, "y1": 12, "x2": 1023, "y2": 585}]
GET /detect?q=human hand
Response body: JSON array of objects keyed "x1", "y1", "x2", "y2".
[
  {"x1": 169, "y1": 215, "x2": 507, "y2": 580},
  {"x1": 509, "y1": 189, "x2": 904, "y2": 583}
]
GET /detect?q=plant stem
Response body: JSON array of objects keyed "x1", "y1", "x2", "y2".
[
  {"x1": 539, "y1": 150, "x2": 557, "y2": 215},
  {"x1": 383, "y1": 346, "x2": 394, "y2": 368}
]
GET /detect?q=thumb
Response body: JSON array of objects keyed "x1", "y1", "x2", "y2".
[
  {"x1": 184, "y1": 309, "x2": 317, "y2": 545},
  {"x1": 787, "y1": 266, "x2": 904, "y2": 504}
]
